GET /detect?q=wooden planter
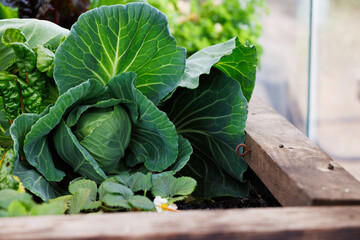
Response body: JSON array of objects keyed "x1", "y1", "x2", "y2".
[{"x1": 1, "y1": 97, "x2": 360, "y2": 240}]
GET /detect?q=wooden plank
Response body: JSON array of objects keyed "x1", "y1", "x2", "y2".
[
  {"x1": 244, "y1": 97, "x2": 360, "y2": 206},
  {"x1": 339, "y1": 161, "x2": 360, "y2": 181},
  {"x1": 0, "y1": 207, "x2": 360, "y2": 240}
]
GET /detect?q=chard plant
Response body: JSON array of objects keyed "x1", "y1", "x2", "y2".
[
  {"x1": 0, "y1": 19, "x2": 68, "y2": 144},
  {"x1": 0, "y1": 2, "x2": 257, "y2": 215}
]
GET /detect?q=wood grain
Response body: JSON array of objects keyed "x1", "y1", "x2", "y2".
[
  {"x1": 244, "y1": 97, "x2": 360, "y2": 206},
  {"x1": 0, "y1": 207, "x2": 359, "y2": 240}
]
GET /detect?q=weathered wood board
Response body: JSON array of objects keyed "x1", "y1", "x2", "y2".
[
  {"x1": 1, "y1": 206, "x2": 360, "y2": 240},
  {"x1": 244, "y1": 97, "x2": 360, "y2": 206}
]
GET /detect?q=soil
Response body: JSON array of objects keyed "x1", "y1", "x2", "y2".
[{"x1": 177, "y1": 169, "x2": 281, "y2": 210}]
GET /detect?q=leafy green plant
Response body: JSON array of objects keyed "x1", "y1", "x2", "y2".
[
  {"x1": 0, "y1": 19, "x2": 69, "y2": 72},
  {"x1": 0, "y1": 19, "x2": 69, "y2": 148},
  {"x1": 0, "y1": 3, "x2": 257, "y2": 215},
  {"x1": 0, "y1": 148, "x2": 22, "y2": 191},
  {"x1": 100, "y1": 172, "x2": 196, "y2": 212},
  {"x1": 0, "y1": 173, "x2": 196, "y2": 216},
  {"x1": 0, "y1": 189, "x2": 67, "y2": 217},
  {"x1": 1, "y1": 29, "x2": 55, "y2": 119},
  {"x1": 0, "y1": 2, "x2": 18, "y2": 19}
]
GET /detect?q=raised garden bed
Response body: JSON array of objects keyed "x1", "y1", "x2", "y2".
[{"x1": 1, "y1": 97, "x2": 360, "y2": 240}]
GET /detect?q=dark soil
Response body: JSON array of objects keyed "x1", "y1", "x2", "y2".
[{"x1": 177, "y1": 169, "x2": 281, "y2": 210}]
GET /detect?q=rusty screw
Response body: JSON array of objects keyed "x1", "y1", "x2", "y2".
[{"x1": 235, "y1": 143, "x2": 251, "y2": 157}]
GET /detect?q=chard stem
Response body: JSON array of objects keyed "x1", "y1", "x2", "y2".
[
  {"x1": 0, "y1": 149, "x2": 8, "y2": 167},
  {"x1": 13, "y1": 77, "x2": 25, "y2": 113}
]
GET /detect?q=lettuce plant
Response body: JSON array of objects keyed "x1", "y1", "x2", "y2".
[{"x1": 2, "y1": 3, "x2": 257, "y2": 203}]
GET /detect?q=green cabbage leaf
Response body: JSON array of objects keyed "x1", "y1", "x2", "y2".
[
  {"x1": 162, "y1": 68, "x2": 249, "y2": 198},
  {"x1": 54, "y1": 3, "x2": 186, "y2": 105}
]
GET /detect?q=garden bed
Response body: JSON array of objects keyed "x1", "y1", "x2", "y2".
[{"x1": 1, "y1": 97, "x2": 360, "y2": 240}]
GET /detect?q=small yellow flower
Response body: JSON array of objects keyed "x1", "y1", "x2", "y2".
[{"x1": 153, "y1": 196, "x2": 179, "y2": 212}]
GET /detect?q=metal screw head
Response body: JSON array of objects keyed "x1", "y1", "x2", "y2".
[{"x1": 235, "y1": 143, "x2": 251, "y2": 157}]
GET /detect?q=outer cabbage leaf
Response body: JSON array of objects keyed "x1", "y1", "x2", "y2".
[
  {"x1": 10, "y1": 113, "x2": 67, "y2": 201},
  {"x1": 12, "y1": 161, "x2": 67, "y2": 201},
  {"x1": 180, "y1": 147, "x2": 248, "y2": 198},
  {"x1": 90, "y1": 0, "x2": 148, "y2": 9},
  {"x1": 0, "y1": 19, "x2": 69, "y2": 71},
  {"x1": 179, "y1": 37, "x2": 257, "y2": 102},
  {"x1": 54, "y1": 3, "x2": 186, "y2": 104},
  {"x1": 166, "y1": 134, "x2": 192, "y2": 173},
  {"x1": 162, "y1": 68, "x2": 249, "y2": 198}
]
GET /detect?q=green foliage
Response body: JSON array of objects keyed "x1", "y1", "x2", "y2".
[
  {"x1": 99, "y1": 181, "x2": 153, "y2": 210},
  {"x1": 100, "y1": 172, "x2": 196, "y2": 211},
  {"x1": 90, "y1": 0, "x2": 266, "y2": 56},
  {"x1": 114, "y1": 172, "x2": 152, "y2": 193},
  {"x1": 0, "y1": 180, "x2": 100, "y2": 217},
  {"x1": 0, "y1": 19, "x2": 69, "y2": 71},
  {"x1": 0, "y1": 189, "x2": 67, "y2": 217},
  {"x1": 0, "y1": 3, "x2": 18, "y2": 19},
  {"x1": 151, "y1": 174, "x2": 196, "y2": 199},
  {"x1": 0, "y1": 28, "x2": 54, "y2": 120},
  {"x1": 35, "y1": 45, "x2": 55, "y2": 77},
  {"x1": 0, "y1": 173, "x2": 196, "y2": 216},
  {"x1": 0, "y1": 148, "x2": 20, "y2": 191},
  {"x1": 179, "y1": 37, "x2": 257, "y2": 102},
  {"x1": 67, "y1": 179, "x2": 102, "y2": 214}
]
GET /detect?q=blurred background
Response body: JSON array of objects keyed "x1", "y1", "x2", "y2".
[
  {"x1": 1, "y1": 0, "x2": 359, "y2": 179},
  {"x1": 255, "y1": 0, "x2": 360, "y2": 180}
]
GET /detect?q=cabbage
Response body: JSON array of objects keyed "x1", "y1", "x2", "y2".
[{"x1": 6, "y1": 3, "x2": 257, "y2": 201}]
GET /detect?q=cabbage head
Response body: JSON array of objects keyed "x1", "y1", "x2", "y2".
[{"x1": 10, "y1": 73, "x2": 192, "y2": 201}]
